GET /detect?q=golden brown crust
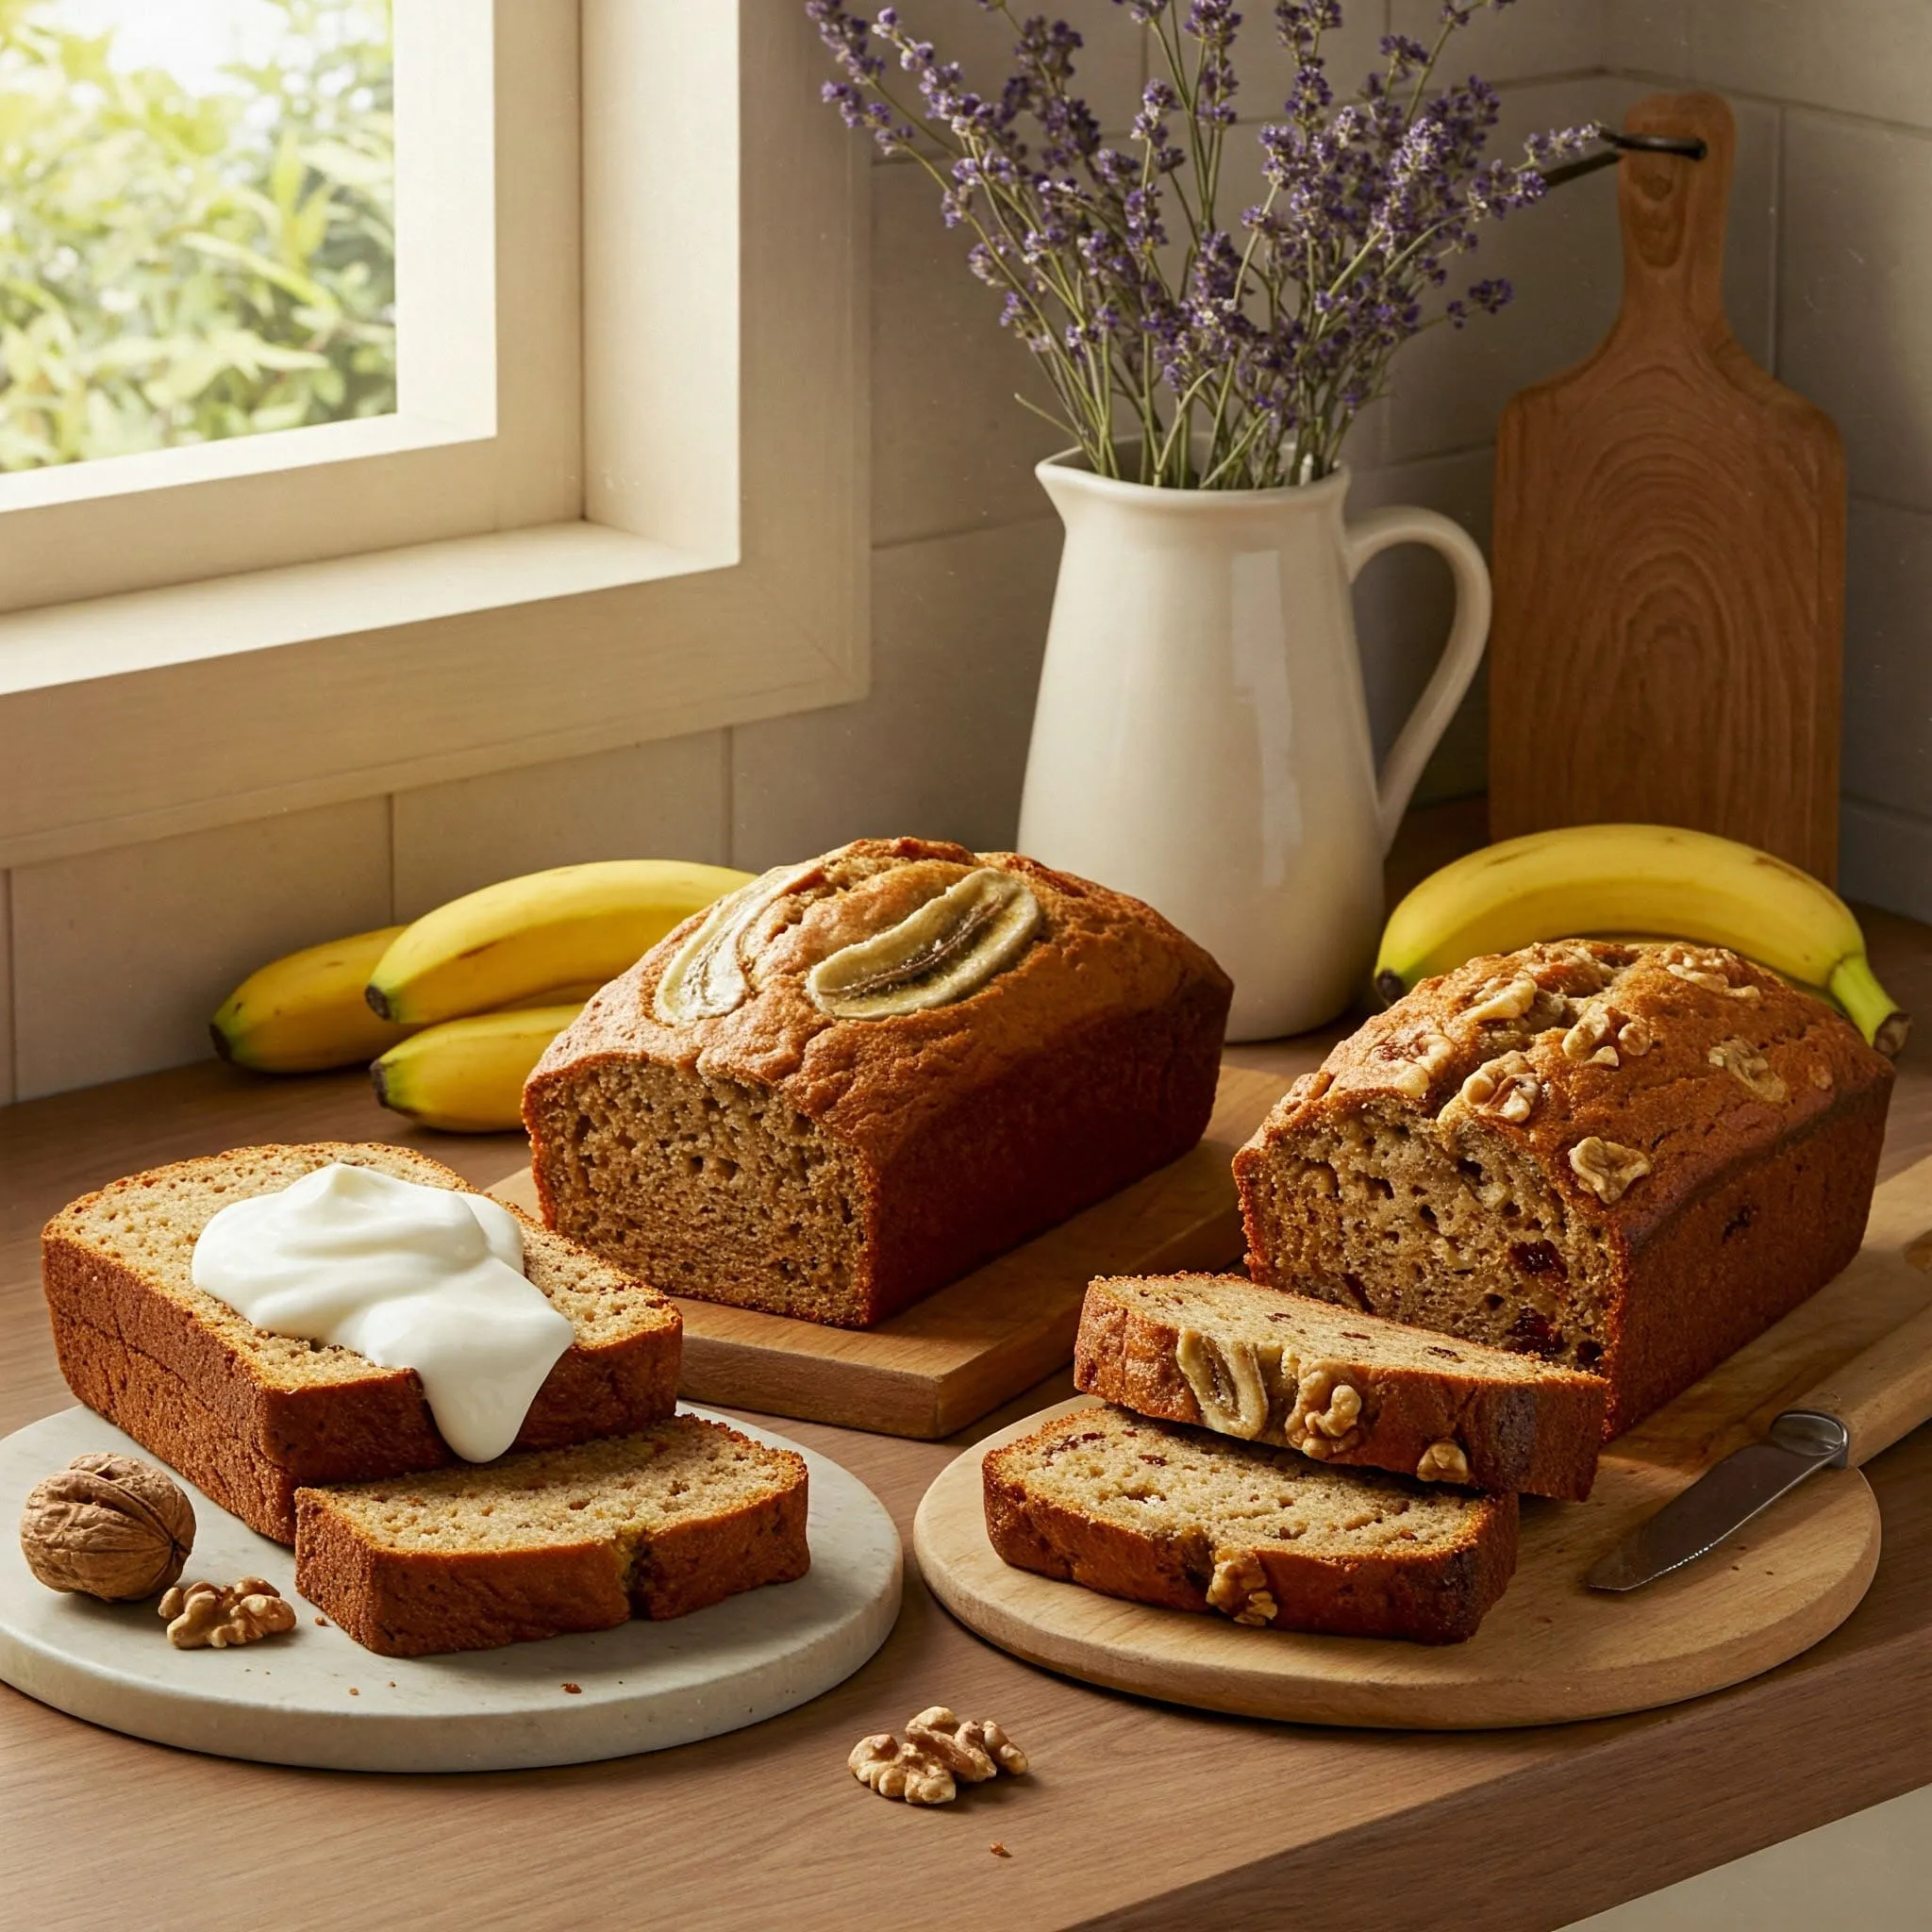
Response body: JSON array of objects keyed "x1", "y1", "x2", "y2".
[
  {"x1": 982, "y1": 1407, "x2": 1517, "y2": 1645},
  {"x1": 42, "y1": 1143, "x2": 682, "y2": 1542},
  {"x1": 293, "y1": 1424, "x2": 811, "y2": 1657},
  {"x1": 1233, "y1": 941, "x2": 1894, "y2": 1435},
  {"x1": 1073, "y1": 1275, "x2": 1606, "y2": 1500},
  {"x1": 525, "y1": 840, "x2": 1233, "y2": 1326}
]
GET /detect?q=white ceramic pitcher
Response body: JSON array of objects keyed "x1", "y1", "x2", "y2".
[{"x1": 1016, "y1": 454, "x2": 1491, "y2": 1041}]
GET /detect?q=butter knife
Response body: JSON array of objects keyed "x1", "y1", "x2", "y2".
[{"x1": 1587, "y1": 1298, "x2": 1932, "y2": 1591}]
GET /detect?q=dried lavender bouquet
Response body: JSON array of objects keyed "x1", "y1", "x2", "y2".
[{"x1": 809, "y1": 0, "x2": 1597, "y2": 490}]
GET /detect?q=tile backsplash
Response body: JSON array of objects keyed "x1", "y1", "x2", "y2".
[{"x1": 6, "y1": 0, "x2": 1929, "y2": 1101}]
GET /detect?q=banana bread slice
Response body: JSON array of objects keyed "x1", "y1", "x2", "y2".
[
  {"x1": 983, "y1": 1404, "x2": 1517, "y2": 1644},
  {"x1": 42, "y1": 1143, "x2": 682, "y2": 1543},
  {"x1": 295, "y1": 1416, "x2": 808, "y2": 1657},
  {"x1": 1075, "y1": 1274, "x2": 1606, "y2": 1499},
  {"x1": 1235, "y1": 941, "x2": 1893, "y2": 1436}
]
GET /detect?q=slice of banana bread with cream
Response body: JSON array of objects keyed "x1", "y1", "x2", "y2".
[
  {"x1": 42, "y1": 1143, "x2": 681, "y2": 1542},
  {"x1": 1075, "y1": 1274, "x2": 1606, "y2": 1499}
]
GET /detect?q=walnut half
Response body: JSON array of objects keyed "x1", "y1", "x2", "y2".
[
  {"x1": 1207, "y1": 1549, "x2": 1278, "y2": 1627},
  {"x1": 159, "y1": 1576, "x2": 297, "y2": 1649},
  {"x1": 849, "y1": 1707, "x2": 1029, "y2": 1806},
  {"x1": 1568, "y1": 1136, "x2": 1652, "y2": 1205},
  {"x1": 19, "y1": 1454, "x2": 195, "y2": 1601}
]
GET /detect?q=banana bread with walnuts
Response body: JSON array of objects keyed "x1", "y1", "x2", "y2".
[
  {"x1": 1074, "y1": 1274, "x2": 1606, "y2": 1499},
  {"x1": 983, "y1": 1403, "x2": 1517, "y2": 1643},
  {"x1": 42, "y1": 1143, "x2": 681, "y2": 1542},
  {"x1": 524, "y1": 837, "x2": 1232, "y2": 1328},
  {"x1": 1234, "y1": 941, "x2": 1892, "y2": 1436},
  {"x1": 296, "y1": 1416, "x2": 808, "y2": 1657}
]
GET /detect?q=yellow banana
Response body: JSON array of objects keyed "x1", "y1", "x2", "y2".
[
  {"x1": 371, "y1": 1005, "x2": 584, "y2": 1133},
  {"x1": 367, "y1": 859, "x2": 754, "y2": 1025},
  {"x1": 1375, "y1": 824, "x2": 1909, "y2": 1056},
  {"x1": 212, "y1": 925, "x2": 420, "y2": 1073}
]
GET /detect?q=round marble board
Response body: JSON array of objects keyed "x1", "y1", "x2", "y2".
[{"x1": 0, "y1": 1406, "x2": 901, "y2": 1774}]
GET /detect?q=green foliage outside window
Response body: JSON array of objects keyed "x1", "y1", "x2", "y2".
[{"x1": 0, "y1": 0, "x2": 394, "y2": 471}]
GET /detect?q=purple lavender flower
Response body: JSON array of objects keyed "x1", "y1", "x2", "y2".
[{"x1": 807, "y1": 0, "x2": 1597, "y2": 487}]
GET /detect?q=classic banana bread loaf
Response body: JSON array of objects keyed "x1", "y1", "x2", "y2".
[
  {"x1": 524, "y1": 838, "x2": 1232, "y2": 1328},
  {"x1": 1074, "y1": 1274, "x2": 1607, "y2": 1499},
  {"x1": 983, "y1": 1403, "x2": 1518, "y2": 1643},
  {"x1": 1235, "y1": 941, "x2": 1893, "y2": 1436},
  {"x1": 43, "y1": 1143, "x2": 681, "y2": 1542},
  {"x1": 295, "y1": 1416, "x2": 808, "y2": 1657}
]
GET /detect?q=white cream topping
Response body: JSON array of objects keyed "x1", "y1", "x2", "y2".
[{"x1": 190, "y1": 1162, "x2": 574, "y2": 1462}]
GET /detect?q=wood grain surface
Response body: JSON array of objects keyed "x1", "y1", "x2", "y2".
[
  {"x1": 489, "y1": 1068, "x2": 1286, "y2": 1439},
  {"x1": 7, "y1": 855, "x2": 1932, "y2": 1931},
  {"x1": 1488, "y1": 93, "x2": 1847, "y2": 880},
  {"x1": 918, "y1": 1159, "x2": 1932, "y2": 1730}
]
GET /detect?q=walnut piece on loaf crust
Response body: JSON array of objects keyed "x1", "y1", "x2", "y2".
[
  {"x1": 1234, "y1": 941, "x2": 1893, "y2": 1437},
  {"x1": 525, "y1": 838, "x2": 1232, "y2": 1329}
]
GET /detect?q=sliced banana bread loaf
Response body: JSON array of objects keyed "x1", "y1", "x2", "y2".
[
  {"x1": 984, "y1": 1404, "x2": 1517, "y2": 1643},
  {"x1": 524, "y1": 838, "x2": 1231, "y2": 1328},
  {"x1": 1075, "y1": 1274, "x2": 1606, "y2": 1499},
  {"x1": 42, "y1": 1143, "x2": 682, "y2": 1542},
  {"x1": 295, "y1": 1416, "x2": 808, "y2": 1657},
  {"x1": 1235, "y1": 941, "x2": 1892, "y2": 1436}
]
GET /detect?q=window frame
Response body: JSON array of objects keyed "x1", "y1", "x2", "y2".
[{"x1": 0, "y1": 0, "x2": 871, "y2": 869}]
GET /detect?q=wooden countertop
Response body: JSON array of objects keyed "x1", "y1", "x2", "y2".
[{"x1": 6, "y1": 907, "x2": 1932, "y2": 1931}]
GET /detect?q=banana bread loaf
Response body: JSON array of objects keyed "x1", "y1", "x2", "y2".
[
  {"x1": 983, "y1": 1403, "x2": 1518, "y2": 1643},
  {"x1": 1074, "y1": 1274, "x2": 1606, "y2": 1498},
  {"x1": 43, "y1": 1143, "x2": 682, "y2": 1542},
  {"x1": 1234, "y1": 941, "x2": 1892, "y2": 1435},
  {"x1": 524, "y1": 838, "x2": 1232, "y2": 1328},
  {"x1": 295, "y1": 1416, "x2": 808, "y2": 1657}
]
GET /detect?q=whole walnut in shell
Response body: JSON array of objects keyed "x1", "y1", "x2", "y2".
[{"x1": 19, "y1": 1453, "x2": 195, "y2": 1601}]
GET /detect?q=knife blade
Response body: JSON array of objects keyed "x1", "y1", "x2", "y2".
[{"x1": 1586, "y1": 1409, "x2": 1849, "y2": 1591}]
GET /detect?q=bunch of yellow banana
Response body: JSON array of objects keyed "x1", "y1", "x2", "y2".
[
  {"x1": 210, "y1": 858, "x2": 754, "y2": 1128},
  {"x1": 1374, "y1": 823, "x2": 1909, "y2": 1056}
]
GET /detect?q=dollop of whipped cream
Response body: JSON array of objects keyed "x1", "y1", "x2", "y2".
[{"x1": 191, "y1": 1162, "x2": 574, "y2": 1462}]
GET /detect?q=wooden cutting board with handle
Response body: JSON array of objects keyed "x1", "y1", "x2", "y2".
[{"x1": 1488, "y1": 92, "x2": 1846, "y2": 881}]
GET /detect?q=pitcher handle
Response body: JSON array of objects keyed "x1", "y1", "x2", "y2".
[{"x1": 1344, "y1": 506, "x2": 1493, "y2": 853}]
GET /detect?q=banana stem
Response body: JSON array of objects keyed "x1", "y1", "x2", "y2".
[{"x1": 1827, "y1": 953, "x2": 1911, "y2": 1058}]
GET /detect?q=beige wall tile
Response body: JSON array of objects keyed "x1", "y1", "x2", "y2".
[
  {"x1": 1689, "y1": 0, "x2": 1932, "y2": 134},
  {"x1": 1565, "y1": 1776, "x2": 1932, "y2": 1929},
  {"x1": 1841, "y1": 797, "x2": 1932, "y2": 926},
  {"x1": 1384, "y1": 76, "x2": 1777, "y2": 463},
  {"x1": 1389, "y1": 0, "x2": 1604, "y2": 81},
  {"x1": 1840, "y1": 497, "x2": 1932, "y2": 824},
  {"x1": 1783, "y1": 112, "x2": 1932, "y2": 513},
  {"x1": 0, "y1": 871, "x2": 13, "y2": 1107},
  {"x1": 871, "y1": 157, "x2": 1066, "y2": 548},
  {"x1": 1348, "y1": 450, "x2": 1497, "y2": 805},
  {"x1": 11, "y1": 798, "x2": 391, "y2": 1100},
  {"x1": 730, "y1": 518, "x2": 1062, "y2": 868},
  {"x1": 391, "y1": 733, "x2": 730, "y2": 921},
  {"x1": 1605, "y1": 0, "x2": 1690, "y2": 74}
]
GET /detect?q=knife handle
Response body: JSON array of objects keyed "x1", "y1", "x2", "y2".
[{"x1": 1792, "y1": 1299, "x2": 1932, "y2": 1468}]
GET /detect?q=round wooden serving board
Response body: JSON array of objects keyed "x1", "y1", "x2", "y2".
[
  {"x1": 914, "y1": 1397, "x2": 1879, "y2": 1730},
  {"x1": 0, "y1": 1406, "x2": 902, "y2": 1774}
]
